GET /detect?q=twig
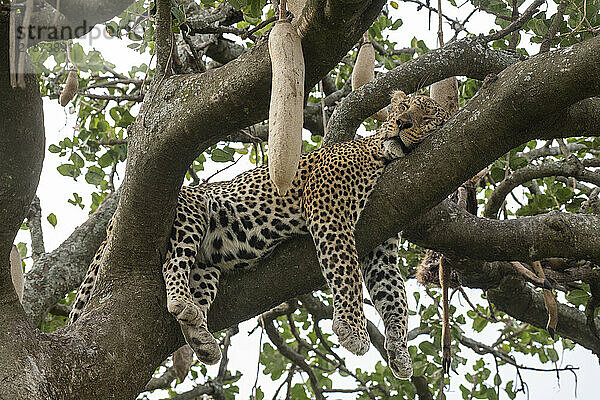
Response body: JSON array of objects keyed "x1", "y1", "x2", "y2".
[
  {"x1": 108, "y1": 163, "x2": 118, "y2": 192},
  {"x1": 371, "y1": 41, "x2": 417, "y2": 57},
  {"x1": 263, "y1": 317, "x2": 325, "y2": 400},
  {"x1": 272, "y1": 365, "x2": 296, "y2": 400},
  {"x1": 80, "y1": 93, "x2": 144, "y2": 102},
  {"x1": 98, "y1": 139, "x2": 129, "y2": 146},
  {"x1": 243, "y1": 16, "x2": 277, "y2": 39},
  {"x1": 540, "y1": 0, "x2": 568, "y2": 52},
  {"x1": 205, "y1": 154, "x2": 244, "y2": 182},
  {"x1": 459, "y1": 334, "x2": 579, "y2": 373},
  {"x1": 483, "y1": 0, "x2": 545, "y2": 42},
  {"x1": 82, "y1": 78, "x2": 143, "y2": 91},
  {"x1": 492, "y1": 322, "x2": 530, "y2": 348},
  {"x1": 252, "y1": 317, "x2": 264, "y2": 400}
]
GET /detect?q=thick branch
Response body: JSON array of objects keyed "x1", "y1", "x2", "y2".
[
  {"x1": 207, "y1": 37, "x2": 600, "y2": 354},
  {"x1": 0, "y1": 8, "x2": 46, "y2": 398},
  {"x1": 405, "y1": 200, "x2": 600, "y2": 265},
  {"x1": 325, "y1": 37, "x2": 521, "y2": 144}
]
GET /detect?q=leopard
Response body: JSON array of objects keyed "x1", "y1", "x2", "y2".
[{"x1": 68, "y1": 90, "x2": 450, "y2": 379}]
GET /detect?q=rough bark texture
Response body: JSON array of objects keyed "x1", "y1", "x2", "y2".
[
  {"x1": 2, "y1": 1, "x2": 600, "y2": 396},
  {"x1": 325, "y1": 37, "x2": 522, "y2": 144},
  {"x1": 405, "y1": 201, "x2": 600, "y2": 265},
  {"x1": 0, "y1": 6, "x2": 46, "y2": 398}
]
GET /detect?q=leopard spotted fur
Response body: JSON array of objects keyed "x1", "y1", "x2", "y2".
[{"x1": 69, "y1": 91, "x2": 449, "y2": 379}]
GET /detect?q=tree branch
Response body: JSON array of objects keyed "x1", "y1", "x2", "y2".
[
  {"x1": 483, "y1": 0, "x2": 545, "y2": 42},
  {"x1": 325, "y1": 37, "x2": 521, "y2": 144},
  {"x1": 405, "y1": 200, "x2": 600, "y2": 265},
  {"x1": 483, "y1": 156, "x2": 600, "y2": 218}
]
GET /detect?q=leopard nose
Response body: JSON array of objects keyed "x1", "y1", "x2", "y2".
[{"x1": 396, "y1": 120, "x2": 413, "y2": 130}]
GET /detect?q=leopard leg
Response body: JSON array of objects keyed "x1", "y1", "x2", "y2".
[
  {"x1": 163, "y1": 211, "x2": 220, "y2": 365},
  {"x1": 185, "y1": 262, "x2": 222, "y2": 364},
  {"x1": 361, "y1": 235, "x2": 412, "y2": 379},
  {"x1": 308, "y1": 220, "x2": 370, "y2": 356},
  {"x1": 69, "y1": 217, "x2": 114, "y2": 324}
]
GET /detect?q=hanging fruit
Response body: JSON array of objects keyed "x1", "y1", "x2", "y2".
[
  {"x1": 60, "y1": 69, "x2": 78, "y2": 107},
  {"x1": 352, "y1": 34, "x2": 387, "y2": 121},
  {"x1": 267, "y1": 0, "x2": 305, "y2": 196}
]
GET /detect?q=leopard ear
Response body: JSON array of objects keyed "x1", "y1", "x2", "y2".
[{"x1": 390, "y1": 91, "x2": 408, "y2": 107}]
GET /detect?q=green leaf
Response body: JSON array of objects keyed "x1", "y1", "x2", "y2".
[
  {"x1": 211, "y1": 148, "x2": 234, "y2": 162},
  {"x1": 547, "y1": 348, "x2": 559, "y2": 362},
  {"x1": 290, "y1": 384, "x2": 308, "y2": 399},
  {"x1": 473, "y1": 317, "x2": 488, "y2": 332},
  {"x1": 490, "y1": 165, "x2": 505, "y2": 183},
  {"x1": 228, "y1": 0, "x2": 246, "y2": 10},
  {"x1": 16, "y1": 242, "x2": 27, "y2": 258},
  {"x1": 85, "y1": 166, "x2": 105, "y2": 185},
  {"x1": 419, "y1": 341, "x2": 436, "y2": 356},
  {"x1": 70, "y1": 153, "x2": 85, "y2": 168},
  {"x1": 48, "y1": 144, "x2": 62, "y2": 153},
  {"x1": 96, "y1": 120, "x2": 109, "y2": 132},
  {"x1": 47, "y1": 213, "x2": 57, "y2": 227},
  {"x1": 70, "y1": 43, "x2": 85, "y2": 64},
  {"x1": 565, "y1": 289, "x2": 588, "y2": 307},
  {"x1": 68, "y1": 192, "x2": 84, "y2": 209},
  {"x1": 57, "y1": 163, "x2": 77, "y2": 177},
  {"x1": 391, "y1": 18, "x2": 403, "y2": 30},
  {"x1": 98, "y1": 152, "x2": 114, "y2": 168},
  {"x1": 105, "y1": 21, "x2": 119, "y2": 37}
]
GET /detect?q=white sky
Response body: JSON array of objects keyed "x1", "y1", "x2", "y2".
[{"x1": 14, "y1": 1, "x2": 600, "y2": 399}]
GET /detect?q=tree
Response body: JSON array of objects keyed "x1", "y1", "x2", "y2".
[{"x1": 1, "y1": 0, "x2": 599, "y2": 398}]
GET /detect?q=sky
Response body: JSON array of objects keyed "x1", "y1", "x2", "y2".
[{"x1": 13, "y1": 0, "x2": 600, "y2": 399}]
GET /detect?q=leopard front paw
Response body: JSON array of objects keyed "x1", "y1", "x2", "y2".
[
  {"x1": 333, "y1": 318, "x2": 370, "y2": 356},
  {"x1": 181, "y1": 324, "x2": 222, "y2": 365},
  {"x1": 167, "y1": 297, "x2": 202, "y2": 326},
  {"x1": 385, "y1": 334, "x2": 412, "y2": 379}
]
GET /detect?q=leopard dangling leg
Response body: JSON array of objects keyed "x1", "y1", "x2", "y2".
[
  {"x1": 163, "y1": 205, "x2": 221, "y2": 365},
  {"x1": 186, "y1": 262, "x2": 223, "y2": 364},
  {"x1": 361, "y1": 235, "x2": 412, "y2": 379},
  {"x1": 305, "y1": 218, "x2": 370, "y2": 356}
]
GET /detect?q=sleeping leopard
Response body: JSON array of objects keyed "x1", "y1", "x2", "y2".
[{"x1": 69, "y1": 90, "x2": 449, "y2": 379}]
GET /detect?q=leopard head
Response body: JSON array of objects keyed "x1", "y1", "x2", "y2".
[{"x1": 380, "y1": 91, "x2": 449, "y2": 159}]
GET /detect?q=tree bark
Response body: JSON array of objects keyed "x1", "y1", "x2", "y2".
[
  {"x1": 0, "y1": 6, "x2": 46, "y2": 398},
  {"x1": 2, "y1": 1, "x2": 600, "y2": 396}
]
